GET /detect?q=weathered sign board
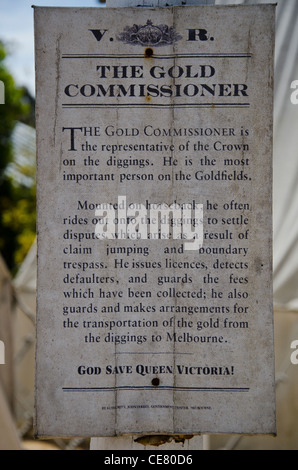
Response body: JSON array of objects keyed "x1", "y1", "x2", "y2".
[{"x1": 34, "y1": 5, "x2": 276, "y2": 437}]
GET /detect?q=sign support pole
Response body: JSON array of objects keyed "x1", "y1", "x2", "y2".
[{"x1": 90, "y1": 0, "x2": 214, "y2": 452}]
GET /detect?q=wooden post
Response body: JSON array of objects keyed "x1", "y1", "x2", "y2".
[{"x1": 90, "y1": 0, "x2": 214, "y2": 452}]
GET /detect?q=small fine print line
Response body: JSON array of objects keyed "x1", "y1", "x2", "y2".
[{"x1": 115, "y1": 351, "x2": 193, "y2": 355}]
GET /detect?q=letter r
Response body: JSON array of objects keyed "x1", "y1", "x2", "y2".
[{"x1": 187, "y1": 29, "x2": 209, "y2": 41}]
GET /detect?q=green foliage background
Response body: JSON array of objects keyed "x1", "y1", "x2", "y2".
[{"x1": 0, "y1": 41, "x2": 36, "y2": 273}]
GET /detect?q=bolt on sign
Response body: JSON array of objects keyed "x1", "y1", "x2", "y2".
[{"x1": 34, "y1": 5, "x2": 276, "y2": 438}]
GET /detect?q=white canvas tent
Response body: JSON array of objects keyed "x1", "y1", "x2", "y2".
[
  {"x1": 6, "y1": 0, "x2": 298, "y2": 449},
  {"x1": 0, "y1": 256, "x2": 22, "y2": 449}
]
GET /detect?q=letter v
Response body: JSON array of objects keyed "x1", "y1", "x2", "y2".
[{"x1": 89, "y1": 29, "x2": 108, "y2": 41}]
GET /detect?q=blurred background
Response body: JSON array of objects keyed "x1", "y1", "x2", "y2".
[{"x1": 0, "y1": 0, "x2": 298, "y2": 450}]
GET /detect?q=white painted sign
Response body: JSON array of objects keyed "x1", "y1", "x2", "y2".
[{"x1": 34, "y1": 5, "x2": 276, "y2": 438}]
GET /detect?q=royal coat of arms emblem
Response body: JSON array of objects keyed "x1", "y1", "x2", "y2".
[{"x1": 117, "y1": 20, "x2": 182, "y2": 47}]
